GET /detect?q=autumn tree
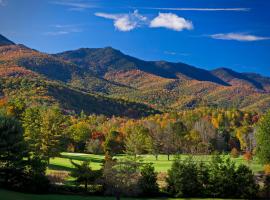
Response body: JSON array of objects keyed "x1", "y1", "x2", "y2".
[
  {"x1": 162, "y1": 121, "x2": 187, "y2": 160},
  {"x1": 144, "y1": 121, "x2": 164, "y2": 160},
  {"x1": 194, "y1": 118, "x2": 216, "y2": 153},
  {"x1": 104, "y1": 130, "x2": 124, "y2": 158}
]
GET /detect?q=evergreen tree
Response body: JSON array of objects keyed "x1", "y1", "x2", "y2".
[
  {"x1": 256, "y1": 110, "x2": 270, "y2": 164},
  {"x1": 0, "y1": 113, "x2": 27, "y2": 187}
]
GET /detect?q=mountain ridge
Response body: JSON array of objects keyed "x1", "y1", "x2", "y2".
[{"x1": 0, "y1": 34, "x2": 270, "y2": 114}]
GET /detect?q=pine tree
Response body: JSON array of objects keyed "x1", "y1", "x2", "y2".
[{"x1": 0, "y1": 113, "x2": 27, "y2": 186}]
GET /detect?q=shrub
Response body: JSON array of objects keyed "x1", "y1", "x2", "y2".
[
  {"x1": 103, "y1": 159, "x2": 142, "y2": 199},
  {"x1": 234, "y1": 165, "x2": 258, "y2": 198},
  {"x1": 166, "y1": 157, "x2": 203, "y2": 197},
  {"x1": 230, "y1": 148, "x2": 239, "y2": 158},
  {"x1": 47, "y1": 171, "x2": 69, "y2": 184},
  {"x1": 207, "y1": 156, "x2": 237, "y2": 198},
  {"x1": 139, "y1": 163, "x2": 159, "y2": 196},
  {"x1": 207, "y1": 156, "x2": 258, "y2": 198}
]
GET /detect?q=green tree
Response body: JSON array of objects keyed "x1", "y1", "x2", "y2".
[
  {"x1": 139, "y1": 163, "x2": 159, "y2": 196},
  {"x1": 256, "y1": 111, "x2": 270, "y2": 164},
  {"x1": 70, "y1": 160, "x2": 100, "y2": 191},
  {"x1": 125, "y1": 125, "x2": 152, "y2": 157},
  {"x1": 166, "y1": 157, "x2": 202, "y2": 197},
  {"x1": 0, "y1": 113, "x2": 27, "y2": 187},
  {"x1": 103, "y1": 159, "x2": 142, "y2": 200},
  {"x1": 23, "y1": 106, "x2": 65, "y2": 163},
  {"x1": 68, "y1": 120, "x2": 91, "y2": 151}
]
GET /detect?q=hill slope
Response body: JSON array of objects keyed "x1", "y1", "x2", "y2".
[{"x1": 1, "y1": 34, "x2": 270, "y2": 113}]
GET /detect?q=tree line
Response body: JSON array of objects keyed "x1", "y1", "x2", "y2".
[{"x1": 1, "y1": 102, "x2": 270, "y2": 198}]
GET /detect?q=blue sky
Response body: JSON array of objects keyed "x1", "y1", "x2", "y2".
[{"x1": 0, "y1": 0, "x2": 270, "y2": 76}]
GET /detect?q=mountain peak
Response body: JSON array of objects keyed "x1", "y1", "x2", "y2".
[{"x1": 0, "y1": 34, "x2": 15, "y2": 46}]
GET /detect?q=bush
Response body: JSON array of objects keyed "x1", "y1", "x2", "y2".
[
  {"x1": 207, "y1": 156, "x2": 237, "y2": 198},
  {"x1": 208, "y1": 156, "x2": 258, "y2": 198},
  {"x1": 103, "y1": 159, "x2": 142, "y2": 199},
  {"x1": 234, "y1": 165, "x2": 258, "y2": 198},
  {"x1": 166, "y1": 157, "x2": 203, "y2": 197},
  {"x1": 139, "y1": 163, "x2": 159, "y2": 196},
  {"x1": 166, "y1": 155, "x2": 259, "y2": 198}
]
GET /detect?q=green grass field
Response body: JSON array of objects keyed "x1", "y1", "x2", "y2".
[
  {"x1": 49, "y1": 153, "x2": 264, "y2": 174},
  {"x1": 0, "y1": 189, "x2": 240, "y2": 200}
]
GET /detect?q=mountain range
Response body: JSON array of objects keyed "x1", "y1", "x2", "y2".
[{"x1": 0, "y1": 34, "x2": 269, "y2": 117}]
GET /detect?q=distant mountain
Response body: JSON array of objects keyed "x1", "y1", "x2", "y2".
[
  {"x1": 0, "y1": 34, "x2": 270, "y2": 114},
  {"x1": 0, "y1": 34, "x2": 15, "y2": 46},
  {"x1": 211, "y1": 68, "x2": 266, "y2": 90},
  {"x1": 55, "y1": 47, "x2": 229, "y2": 86}
]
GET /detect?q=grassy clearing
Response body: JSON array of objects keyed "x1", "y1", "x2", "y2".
[
  {"x1": 49, "y1": 153, "x2": 264, "y2": 174},
  {"x1": 0, "y1": 189, "x2": 240, "y2": 200}
]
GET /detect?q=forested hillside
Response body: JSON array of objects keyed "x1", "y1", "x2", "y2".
[{"x1": 0, "y1": 34, "x2": 270, "y2": 115}]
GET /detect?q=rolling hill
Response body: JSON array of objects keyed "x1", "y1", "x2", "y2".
[{"x1": 0, "y1": 34, "x2": 270, "y2": 114}]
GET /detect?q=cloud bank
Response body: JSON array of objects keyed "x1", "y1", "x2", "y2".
[
  {"x1": 150, "y1": 13, "x2": 193, "y2": 31},
  {"x1": 210, "y1": 33, "x2": 270, "y2": 41}
]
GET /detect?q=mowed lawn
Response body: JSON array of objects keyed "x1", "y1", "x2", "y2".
[
  {"x1": 49, "y1": 153, "x2": 264, "y2": 174},
  {"x1": 0, "y1": 189, "x2": 241, "y2": 200}
]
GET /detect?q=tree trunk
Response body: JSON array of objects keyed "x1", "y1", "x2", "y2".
[
  {"x1": 155, "y1": 154, "x2": 158, "y2": 161},
  {"x1": 167, "y1": 154, "x2": 170, "y2": 161},
  {"x1": 85, "y1": 181, "x2": 88, "y2": 192}
]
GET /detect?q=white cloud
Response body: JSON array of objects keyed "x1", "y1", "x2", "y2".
[
  {"x1": 44, "y1": 24, "x2": 82, "y2": 36},
  {"x1": 141, "y1": 7, "x2": 250, "y2": 12},
  {"x1": 210, "y1": 33, "x2": 270, "y2": 41},
  {"x1": 164, "y1": 51, "x2": 190, "y2": 56},
  {"x1": 150, "y1": 13, "x2": 193, "y2": 31},
  {"x1": 51, "y1": 0, "x2": 95, "y2": 11},
  {"x1": 95, "y1": 10, "x2": 147, "y2": 32}
]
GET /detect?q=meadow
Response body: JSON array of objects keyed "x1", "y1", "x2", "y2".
[{"x1": 48, "y1": 152, "x2": 264, "y2": 174}]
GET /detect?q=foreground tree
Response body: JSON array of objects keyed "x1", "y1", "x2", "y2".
[
  {"x1": 256, "y1": 110, "x2": 270, "y2": 164},
  {"x1": 103, "y1": 159, "x2": 142, "y2": 200},
  {"x1": 70, "y1": 160, "x2": 100, "y2": 192},
  {"x1": 166, "y1": 157, "x2": 202, "y2": 197},
  {"x1": 139, "y1": 163, "x2": 159, "y2": 196},
  {"x1": 0, "y1": 113, "x2": 27, "y2": 187},
  {"x1": 23, "y1": 106, "x2": 65, "y2": 163}
]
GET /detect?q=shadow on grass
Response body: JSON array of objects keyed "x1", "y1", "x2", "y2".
[
  {"x1": 48, "y1": 164, "x2": 74, "y2": 172},
  {"x1": 60, "y1": 155, "x2": 104, "y2": 164}
]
